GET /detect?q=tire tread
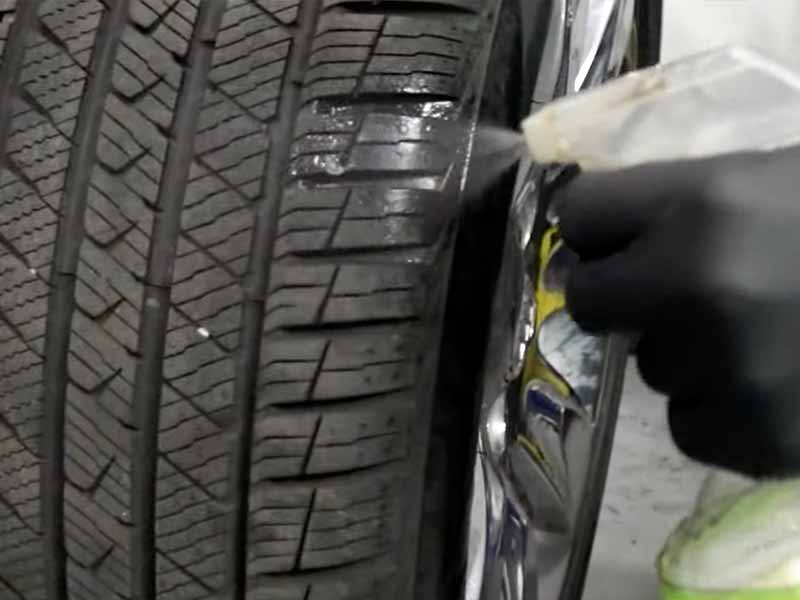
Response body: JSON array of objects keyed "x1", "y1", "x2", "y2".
[{"x1": 0, "y1": 1, "x2": 497, "y2": 598}]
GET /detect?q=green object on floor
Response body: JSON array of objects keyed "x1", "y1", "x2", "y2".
[
  {"x1": 661, "y1": 581, "x2": 800, "y2": 600},
  {"x1": 658, "y1": 476, "x2": 800, "y2": 599}
]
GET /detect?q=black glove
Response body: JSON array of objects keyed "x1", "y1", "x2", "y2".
[{"x1": 555, "y1": 147, "x2": 800, "y2": 477}]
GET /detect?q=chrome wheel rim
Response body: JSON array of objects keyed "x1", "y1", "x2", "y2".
[{"x1": 465, "y1": 2, "x2": 637, "y2": 599}]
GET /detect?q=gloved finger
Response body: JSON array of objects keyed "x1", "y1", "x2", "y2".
[
  {"x1": 669, "y1": 395, "x2": 762, "y2": 476},
  {"x1": 556, "y1": 160, "x2": 711, "y2": 259},
  {"x1": 635, "y1": 326, "x2": 720, "y2": 397},
  {"x1": 565, "y1": 246, "x2": 686, "y2": 332},
  {"x1": 669, "y1": 392, "x2": 800, "y2": 478},
  {"x1": 635, "y1": 331, "x2": 688, "y2": 396}
]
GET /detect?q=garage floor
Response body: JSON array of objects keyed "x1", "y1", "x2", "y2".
[{"x1": 582, "y1": 366, "x2": 707, "y2": 599}]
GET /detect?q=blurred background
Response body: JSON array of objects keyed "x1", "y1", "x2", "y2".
[
  {"x1": 582, "y1": 2, "x2": 800, "y2": 598},
  {"x1": 662, "y1": 0, "x2": 800, "y2": 65}
]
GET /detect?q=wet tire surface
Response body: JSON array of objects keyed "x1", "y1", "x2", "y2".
[{"x1": 0, "y1": 0, "x2": 506, "y2": 599}]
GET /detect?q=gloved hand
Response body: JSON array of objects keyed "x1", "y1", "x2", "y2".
[{"x1": 555, "y1": 147, "x2": 800, "y2": 477}]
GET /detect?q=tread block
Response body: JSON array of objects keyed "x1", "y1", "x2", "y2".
[
  {"x1": 248, "y1": 566, "x2": 396, "y2": 600},
  {"x1": 250, "y1": 394, "x2": 412, "y2": 481},
  {"x1": 248, "y1": 471, "x2": 405, "y2": 575},
  {"x1": 274, "y1": 185, "x2": 447, "y2": 258},
  {"x1": 257, "y1": 326, "x2": 421, "y2": 407},
  {"x1": 299, "y1": 12, "x2": 477, "y2": 105},
  {"x1": 263, "y1": 263, "x2": 425, "y2": 331}
]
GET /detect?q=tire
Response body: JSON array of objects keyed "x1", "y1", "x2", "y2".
[{"x1": 0, "y1": 1, "x2": 521, "y2": 599}]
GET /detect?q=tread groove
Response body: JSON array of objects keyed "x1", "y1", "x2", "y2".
[
  {"x1": 40, "y1": 1, "x2": 130, "y2": 598},
  {"x1": 265, "y1": 458, "x2": 405, "y2": 484},
  {"x1": 129, "y1": 3, "x2": 227, "y2": 599},
  {"x1": 275, "y1": 316, "x2": 419, "y2": 335},
  {"x1": 250, "y1": 461, "x2": 405, "y2": 495},
  {"x1": 225, "y1": 0, "x2": 323, "y2": 597}
]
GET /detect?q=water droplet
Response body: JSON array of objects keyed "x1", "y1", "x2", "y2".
[
  {"x1": 424, "y1": 101, "x2": 455, "y2": 119},
  {"x1": 28, "y1": 268, "x2": 37, "y2": 276},
  {"x1": 197, "y1": 327, "x2": 210, "y2": 338},
  {"x1": 322, "y1": 157, "x2": 345, "y2": 176}
]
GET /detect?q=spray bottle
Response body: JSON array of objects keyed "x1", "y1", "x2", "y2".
[{"x1": 520, "y1": 46, "x2": 800, "y2": 600}]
